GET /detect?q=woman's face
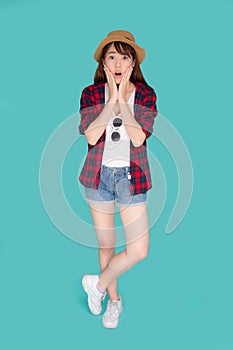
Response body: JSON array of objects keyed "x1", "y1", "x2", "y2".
[{"x1": 103, "y1": 43, "x2": 135, "y2": 83}]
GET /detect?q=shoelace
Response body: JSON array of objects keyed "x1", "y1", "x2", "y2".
[
  {"x1": 94, "y1": 291, "x2": 105, "y2": 304},
  {"x1": 90, "y1": 289, "x2": 105, "y2": 310},
  {"x1": 107, "y1": 301, "x2": 120, "y2": 318}
]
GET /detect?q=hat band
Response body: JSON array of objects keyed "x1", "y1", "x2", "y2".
[{"x1": 124, "y1": 36, "x2": 133, "y2": 41}]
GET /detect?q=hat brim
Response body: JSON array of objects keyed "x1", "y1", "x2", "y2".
[{"x1": 94, "y1": 35, "x2": 146, "y2": 64}]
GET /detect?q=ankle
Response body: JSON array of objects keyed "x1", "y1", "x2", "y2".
[
  {"x1": 109, "y1": 295, "x2": 120, "y2": 301},
  {"x1": 96, "y1": 282, "x2": 106, "y2": 294}
]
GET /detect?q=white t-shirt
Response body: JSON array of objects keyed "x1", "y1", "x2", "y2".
[{"x1": 101, "y1": 83, "x2": 135, "y2": 167}]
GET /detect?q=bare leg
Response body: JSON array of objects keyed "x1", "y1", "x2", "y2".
[
  {"x1": 98, "y1": 203, "x2": 149, "y2": 290},
  {"x1": 89, "y1": 201, "x2": 120, "y2": 300}
]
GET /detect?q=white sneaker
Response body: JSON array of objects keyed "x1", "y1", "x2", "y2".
[
  {"x1": 82, "y1": 274, "x2": 106, "y2": 315},
  {"x1": 102, "y1": 296, "x2": 123, "y2": 328}
]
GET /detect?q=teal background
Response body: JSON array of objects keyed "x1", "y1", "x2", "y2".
[{"x1": 1, "y1": 0, "x2": 233, "y2": 349}]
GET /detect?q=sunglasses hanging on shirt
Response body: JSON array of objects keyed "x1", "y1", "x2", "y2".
[{"x1": 111, "y1": 117, "x2": 122, "y2": 142}]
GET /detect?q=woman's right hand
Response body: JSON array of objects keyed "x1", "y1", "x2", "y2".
[{"x1": 103, "y1": 64, "x2": 118, "y2": 103}]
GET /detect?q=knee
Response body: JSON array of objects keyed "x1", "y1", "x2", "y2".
[
  {"x1": 136, "y1": 248, "x2": 149, "y2": 261},
  {"x1": 127, "y1": 247, "x2": 149, "y2": 262}
]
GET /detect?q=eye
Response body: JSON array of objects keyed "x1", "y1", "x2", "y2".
[
  {"x1": 108, "y1": 55, "x2": 114, "y2": 60},
  {"x1": 123, "y1": 56, "x2": 129, "y2": 60}
]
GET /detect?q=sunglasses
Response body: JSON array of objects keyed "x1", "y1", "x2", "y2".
[{"x1": 111, "y1": 117, "x2": 122, "y2": 142}]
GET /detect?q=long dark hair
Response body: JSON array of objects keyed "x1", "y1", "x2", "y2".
[{"x1": 94, "y1": 41, "x2": 148, "y2": 85}]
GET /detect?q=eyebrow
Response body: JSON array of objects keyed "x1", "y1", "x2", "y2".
[{"x1": 107, "y1": 51, "x2": 129, "y2": 57}]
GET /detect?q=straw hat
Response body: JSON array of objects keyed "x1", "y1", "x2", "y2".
[{"x1": 94, "y1": 30, "x2": 146, "y2": 64}]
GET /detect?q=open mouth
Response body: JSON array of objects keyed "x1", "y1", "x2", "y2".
[{"x1": 115, "y1": 72, "x2": 122, "y2": 77}]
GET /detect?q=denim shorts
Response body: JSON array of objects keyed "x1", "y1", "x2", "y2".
[{"x1": 84, "y1": 164, "x2": 147, "y2": 206}]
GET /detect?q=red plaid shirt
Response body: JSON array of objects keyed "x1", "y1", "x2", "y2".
[{"x1": 78, "y1": 81, "x2": 158, "y2": 195}]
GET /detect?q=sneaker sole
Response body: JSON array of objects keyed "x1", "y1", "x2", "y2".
[
  {"x1": 102, "y1": 321, "x2": 119, "y2": 328},
  {"x1": 82, "y1": 275, "x2": 101, "y2": 316}
]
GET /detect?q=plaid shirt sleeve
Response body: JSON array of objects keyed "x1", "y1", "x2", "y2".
[
  {"x1": 78, "y1": 86, "x2": 97, "y2": 135},
  {"x1": 135, "y1": 87, "x2": 158, "y2": 139}
]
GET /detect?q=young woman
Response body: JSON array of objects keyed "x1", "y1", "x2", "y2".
[{"x1": 78, "y1": 30, "x2": 158, "y2": 328}]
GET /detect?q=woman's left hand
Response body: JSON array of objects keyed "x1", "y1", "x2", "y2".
[{"x1": 118, "y1": 65, "x2": 134, "y2": 103}]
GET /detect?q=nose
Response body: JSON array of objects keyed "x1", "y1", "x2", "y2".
[{"x1": 115, "y1": 60, "x2": 121, "y2": 68}]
